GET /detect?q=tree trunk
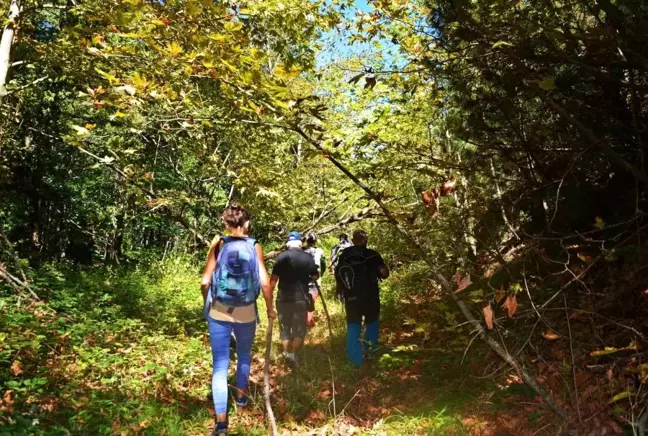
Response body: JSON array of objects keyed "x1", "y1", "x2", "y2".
[{"x1": 0, "y1": 0, "x2": 20, "y2": 101}]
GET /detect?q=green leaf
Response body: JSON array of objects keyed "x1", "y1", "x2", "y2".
[
  {"x1": 71, "y1": 125, "x2": 91, "y2": 136},
  {"x1": 537, "y1": 77, "x2": 556, "y2": 90},
  {"x1": 609, "y1": 391, "x2": 630, "y2": 403}
]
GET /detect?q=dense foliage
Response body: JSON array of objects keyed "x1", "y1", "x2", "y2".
[{"x1": 2, "y1": 0, "x2": 648, "y2": 434}]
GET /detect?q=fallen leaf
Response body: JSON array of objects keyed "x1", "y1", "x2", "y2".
[
  {"x1": 2, "y1": 390, "x2": 14, "y2": 406},
  {"x1": 456, "y1": 275, "x2": 472, "y2": 292},
  {"x1": 577, "y1": 252, "x2": 595, "y2": 264},
  {"x1": 483, "y1": 305, "x2": 494, "y2": 329},
  {"x1": 501, "y1": 294, "x2": 518, "y2": 317},
  {"x1": 422, "y1": 189, "x2": 439, "y2": 217},
  {"x1": 440, "y1": 179, "x2": 456, "y2": 196},
  {"x1": 495, "y1": 288, "x2": 506, "y2": 303},
  {"x1": 543, "y1": 331, "x2": 560, "y2": 340},
  {"x1": 11, "y1": 361, "x2": 23, "y2": 376}
]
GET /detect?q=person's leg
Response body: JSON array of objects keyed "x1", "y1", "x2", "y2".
[
  {"x1": 345, "y1": 302, "x2": 363, "y2": 365},
  {"x1": 363, "y1": 301, "x2": 380, "y2": 354},
  {"x1": 232, "y1": 320, "x2": 256, "y2": 403},
  {"x1": 207, "y1": 317, "x2": 233, "y2": 428},
  {"x1": 290, "y1": 301, "x2": 308, "y2": 354},
  {"x1": 284, "y1": 301, "x2": 307, "y2": 368},
  {"x1": 276, "y1": 301, "x2": 292, "y2": 354}
]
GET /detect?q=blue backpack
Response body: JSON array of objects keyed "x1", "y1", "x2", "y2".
[{"x1": 210, "y1": 236, "x2": 261, "y2": 308}]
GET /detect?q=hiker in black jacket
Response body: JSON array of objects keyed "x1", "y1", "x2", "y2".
[{"x1": 335, "y1": 230, "x2": 389, "y2": 365}]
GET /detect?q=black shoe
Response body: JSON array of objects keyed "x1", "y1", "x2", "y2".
[{"x1": 212, "y1": 423, "x2": 227, "y2": 436}]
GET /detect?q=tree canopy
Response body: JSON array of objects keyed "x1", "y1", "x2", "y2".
[{"x1": 2, "y1": 0, "x2": 648, "y2": 434}]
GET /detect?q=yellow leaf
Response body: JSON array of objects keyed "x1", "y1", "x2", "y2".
[
  {"x1": 594, "y1": 216, "x2": 605, "y2": 229},
  {"x1": 201, "y1": 55, "x2": 216, "y2": 68},
  {"x1": 208, "y1": 33, "x2": 227, "y2": 41},
  {"x1": 84, "y1": 124, "x2": 96, "y2": 130},
  {"x1": 131, "y1": 73, "x2": 148, "y2": 90},
  {"x1": 166, "y1": 42, "x2": 183, "y2": 57},
  {"x1": 95, "y1": 68, "x2": 119, "y2": 85},
  {"x1": 224, "y1": 21, "x2": 243, "y2": 32},
  {"x1": 187, "y1": 2, "x2": 203, "y2": 16}
]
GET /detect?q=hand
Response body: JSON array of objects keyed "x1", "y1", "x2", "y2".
[
  {"x1": 267, "y1": 308, "x2": 277, "y2": 320},
  {"x1": 306, "y1": 311, "x2": 315, "y2": 328}
]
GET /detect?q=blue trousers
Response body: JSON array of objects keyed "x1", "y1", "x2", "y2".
[
  {"x1": 345, "y1": 301, "x2": 380, "y2": 365},
  {"x1": 207, "y1": 316, "x2": 256, "y2": 415}
]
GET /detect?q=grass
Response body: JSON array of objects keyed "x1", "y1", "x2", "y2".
[{"x1": 0, "y1": 256, "x2": 548, "y2": 435}]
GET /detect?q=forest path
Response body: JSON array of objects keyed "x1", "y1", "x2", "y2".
[
  {"x1": 0, "y1": 264, "x2": 554, "y2": 436},
  {"x1": 208, "y1": 295, "x2": 552, "y2": 436}
]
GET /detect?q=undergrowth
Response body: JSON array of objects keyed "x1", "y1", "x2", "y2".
[{"x1": 1, "y1": 255, "x2": 552, "y2": 435}]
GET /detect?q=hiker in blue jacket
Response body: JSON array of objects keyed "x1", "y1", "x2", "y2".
[
  {"x1": 335, "y1": 230, "x2": 389, "y2": 366},
  {"x1": 200, "y1": 204, "x2": 273, "y2": 436}
]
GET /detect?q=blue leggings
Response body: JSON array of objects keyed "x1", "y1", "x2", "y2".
[{"x1": 207, "y1": 316, "x2": 256, "y2": 415}]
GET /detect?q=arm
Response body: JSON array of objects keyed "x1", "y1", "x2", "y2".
[
  {"x1": 200, "y1": 240, "x2": 221, "y2": 303},
  {"x1": 256, "y1": 244, "x2": 276, "y2": 319},
  {"x1": 268, "y1": 274, "x2": 279, "y2": 316},
  {"x1": 377, "y1": 253, "x2": 390, "y2": 279},
  {"x1": 319, "y1": 249, "x2": 327, "y2": 277},
  {"x1": 310, "y1": 255, "x2": 320, "y2": 302},
  {"x1": 328, "y1": 246, "x2": 338, "y2": 273}
]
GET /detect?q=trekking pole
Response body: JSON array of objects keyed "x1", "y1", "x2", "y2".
[
  {"x1": 315, "y1": 282, "x2": 334, "y2": 348},
  {"x1": 263, "y1": 320, "x2": 278, "y2": 436}
]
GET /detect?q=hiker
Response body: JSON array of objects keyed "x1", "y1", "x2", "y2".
[
  {"x1": 303, "y1": 232, "x2": 326, "y2": 299},
  {"x1": 329, "y1": 233, "x2": 352, "y2": 300},
  {"x1": 268, "y1": 231, "x2": 319, "y2": 369},
  {"x1": 200, "y1": 204, "x2": 275, "y2": 436},
  {"x1": 335, "y1": 230, "x2": 389, "y2": 366}
]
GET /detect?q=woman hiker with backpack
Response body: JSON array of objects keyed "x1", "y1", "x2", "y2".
[{"x1": 200, "y1": 204, "x2": 276, "y2": 436}]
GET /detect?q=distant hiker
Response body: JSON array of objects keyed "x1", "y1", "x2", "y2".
[
  {"x1": 329, "y1": 233, "x2": 352, "y2": 299},
  {"x1": 268, "y1": 231, "x2": 319, "y2": 369},
  {"x1": 335, "y1": 230, "x2": 389, "y2": 366},
  {"x1": 200, "y1": 204, "x2": 275, "y2": 436},
  {"x1": 303, "y1": 232, "x2": 326, "y2": 299}
]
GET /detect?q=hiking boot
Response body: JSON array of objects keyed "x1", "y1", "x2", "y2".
[
  {"x1": 235, "y1": 396, "x2": 250, "y2": 409},
  {"x1": 212, "y1": 422, "x2": 227, "y2": 436},
  {"x1": 283, "y1": 352, "x2": 299, "y2": 370}
]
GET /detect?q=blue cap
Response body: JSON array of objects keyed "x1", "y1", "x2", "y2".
[{"x1": 287, "y1": 231, "x2": 301, "y2": 241}]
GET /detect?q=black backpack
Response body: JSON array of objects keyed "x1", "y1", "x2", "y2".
[{"x1": 335, "y1": 248, "x2": 374, "y2": 303}]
